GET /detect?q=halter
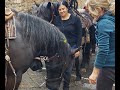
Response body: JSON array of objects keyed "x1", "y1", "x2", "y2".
[
  {"x1": 36, "y1": 2, "x2": 56, "y2": 23},
  {"x1": 49, "y1": 2, "x2": 57, "y2": 23}
]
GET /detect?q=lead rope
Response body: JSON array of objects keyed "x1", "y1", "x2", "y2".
[
  {"x1": 5, "y1": 23, "x2": 10, "y2": 87},
  {"x1": 5, "y1": 18, "x2": 17, "y2": 90},
  {"x1": 5, "y1": 43, "x2": 9, "y2": 87},
  {"x1": 50, "y1": 13, "x2": 54, "y2": 23}
]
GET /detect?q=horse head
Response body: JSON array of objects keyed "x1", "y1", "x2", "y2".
[{"x1": 31, "y1": 1, "x2": 59, "y2": 22}]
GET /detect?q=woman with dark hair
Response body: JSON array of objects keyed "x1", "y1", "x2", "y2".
[{"x1": 53, "y1": 1, "x2": 82, "y2": 90}]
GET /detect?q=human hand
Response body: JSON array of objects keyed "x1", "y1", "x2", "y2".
[
  {"x1": 74, "y1": 51, "x2": 80, "y2": 58},
  {"x1": 89, "y1": 67, "x2": 100, "y2": 84}
]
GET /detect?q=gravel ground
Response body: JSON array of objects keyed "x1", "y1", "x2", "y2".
[{"x1": 18, "y1": 48, "x2": 115, "y2": 90}]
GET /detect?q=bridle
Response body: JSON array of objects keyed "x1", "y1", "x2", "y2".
[
  {"x1": 49, "y1": 2, "x2": 57, "y2": 23},
  {"x1": 5, "y1": 15, "x2": 17, "y2": 90},
  {"x1": 36, "y1": 2, "x2": 57, "y2": 23}
]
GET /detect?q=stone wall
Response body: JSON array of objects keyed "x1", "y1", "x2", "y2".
[
  {"x1": 5, "y1": 0, "x2": 86, "y2": 12},
  {"x1": 5, "y1": 0, "x2": 43, "y2": 12}
]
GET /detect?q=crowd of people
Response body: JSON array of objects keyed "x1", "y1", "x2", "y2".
[{"x1": 47, "y1": 0, "x2": 115, "y2": 90}]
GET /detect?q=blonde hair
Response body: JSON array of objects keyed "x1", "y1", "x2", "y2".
[{"x1": 86, "y1": 0, "x2": 115, "y2": 17}]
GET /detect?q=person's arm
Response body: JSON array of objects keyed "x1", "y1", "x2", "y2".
[
  {"x1": 73, "y1": 16, "x2": 82, "y2": 58},
  {"x1": 94, "y1": 19, "x2": 114, "y2": 69},
  {"x1": 89, "y1": 19, "x2": 114, "y2": 84},
  {"x1": 89, "y1": 67, "x2": 100, "y2": 84},
  {"x1": 89, "y1": 27, "x2": 109, "y2": 83},
  {"x1": 75, "y1": 16, "x2": 82, "y2": 48}
]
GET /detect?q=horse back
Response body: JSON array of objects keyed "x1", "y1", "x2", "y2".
[{"x1": 77, "y1": 9, "x2": 93, "y2": 29}]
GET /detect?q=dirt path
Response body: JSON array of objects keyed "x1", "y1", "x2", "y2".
[{"x1": 18, "y1": 48, "x2": 115, "y2": 90}]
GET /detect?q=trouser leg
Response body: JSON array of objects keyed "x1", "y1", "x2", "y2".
[
  {"x1": 96, "y1": 68, "x2": 115, "y2": 90},
  {"x1": 89, "y1": 25, "x2": 96, "y2": 53},
  {"x1": 45, "y1": 59, "x2": 64, "y2": 90},
  {"x1": 75, "y1": 57, "x2": 81, "y2": 79},
  {"x1": 81, "y1": 43, "x2": 91, "y2": 68},
  {"x1": 63, "y1": 58, "x2": 74, "y2": 90}
]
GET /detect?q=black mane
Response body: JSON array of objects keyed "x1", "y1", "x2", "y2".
[{"x1": 17, "y1": 12, "x2": 70, "y2": 57}]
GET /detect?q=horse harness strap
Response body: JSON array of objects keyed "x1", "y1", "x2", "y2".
[
  {"x1": 73, "y1": 9, "x2": 91, "y2": 45},
  {"x1": 34, "y1": 53, "x2": 60, "y2": 62},
  {"x1": 49, "y1": 3, "x2": 56, "y2": 23},
  {"x1": 5, "y1": 42, "x2": 17, "y2": 90},
  {"x1": 5, "y1": 8, "x2": 17, "y2": 90},
  {"x1": 50, "y1": 13, "x2": 54, "y2": 23},
  {"x1": 35, "y1": 53, "x2": 67, "y2": 82},
  {"x1": 73, "y1": 9, "x2": 92, "y2": 29}
]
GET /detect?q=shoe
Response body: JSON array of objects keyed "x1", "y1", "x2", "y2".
[
  {"x1": 81, "y1": 68, "x2": 86, "y2": 72},
  {"x1": 91, "y1": 52, "x2": 95, "y2": 56},
  {"x1": 91, "y1": 53, "x2": 95, "y2": 55},
  {"x1": 76, "y1": 76, "x2": 81, "y2": 81}
]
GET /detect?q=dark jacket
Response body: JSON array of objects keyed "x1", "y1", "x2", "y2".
[{"x1": 53, "y1": 14, "x2": 82, "y2": 49}]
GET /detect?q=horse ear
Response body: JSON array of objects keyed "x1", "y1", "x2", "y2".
[
  {"x1": 11, "y1": 8, "x2": 18, "y2": 16},
  {"x1": 34, "y1": 1, "x2": 39, "y2": 7},
  {"x1": 47, "y1": 2, "x2": 51, "y2": 9}
]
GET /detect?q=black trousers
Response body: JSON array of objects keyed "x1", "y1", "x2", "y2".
[
  {"x1": 89, "y1": 25, "x2": 96, "y2": 53},
  {"x1": 45, "y1": 58, "x2": 64, "y2": 90},
  {"x1": 97, "y1": 67, "x2": 115, "y2": 90},
  {"x1": 63, "y1": 56, "x2": 81, "y2": 90},
  {"x1": 45, "y1": 55, "x2": 73, "y2": 90},
  {"x1": 81, "y1": 42, "x2": 91, "y2": 68},
  {"x1": 75, "y1": 57, "x2": 81, "y2": 77}
]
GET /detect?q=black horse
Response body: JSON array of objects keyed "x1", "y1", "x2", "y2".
[
  {"x1": 31, "y1": 1, "x2": 59, "y2": 22},
  {"x1": 5, "y1": 11, "x2": 72, "y2": 90},
  {"x1": 31, "y1": 1, "x2": 96, "y2": 72}
]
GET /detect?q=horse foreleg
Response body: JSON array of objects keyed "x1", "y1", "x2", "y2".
[
  {"x1": 6, "y1": 72, "x2": 22, "y2": 90},
  {"x1": 14, "y1": 72, "x2": 23, "y2": 90}
]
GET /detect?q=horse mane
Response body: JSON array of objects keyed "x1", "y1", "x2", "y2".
[{"x1": 17, "y1": 12, "x2": 69, "y2": 57}]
